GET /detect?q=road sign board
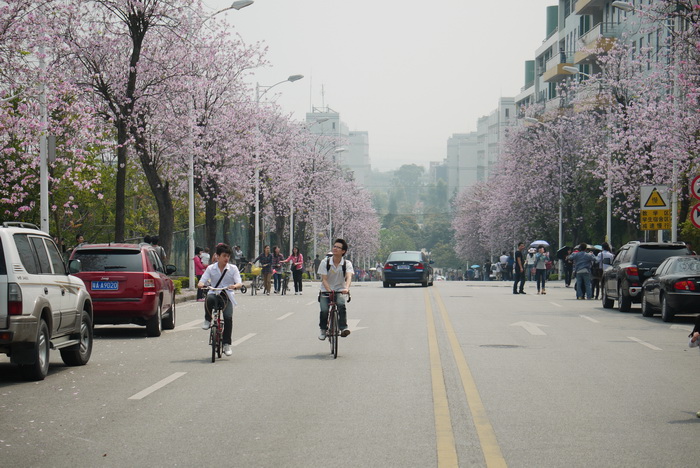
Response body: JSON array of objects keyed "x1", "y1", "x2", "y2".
[
  {"x1": 640, "y1": 185, "x2": 670, "y2": 230},
  {"x1": 692, "y1": 175, "x2": 700, "y2": 200},
  {"x1": 640, "y1": 209, "x2": 671, "y2": 230},
  {"x1": 640, "y1": 185, "x2": 669, "y2": 209},
  {"x1": 691, "y1": 204, "x2": 700, "y2": 229}
]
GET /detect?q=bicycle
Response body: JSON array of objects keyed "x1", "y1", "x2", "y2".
[
  {"x1": 323, "y1": 291, "x2": 351, "y2": 359},
  {"x1": 280, "y1": 264, "x2": 290, "y2": 295},
  {"x1": 203, "y1": 287, "x2": 229, "y2": 363},
  {"x1": 243, "y1": 264, "x2": 262, "y2": 295}
]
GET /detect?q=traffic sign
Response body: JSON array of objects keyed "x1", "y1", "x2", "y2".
[
  {"x1": 640, "y1": 186, "x2": 669, "y2": 209},
  {"x1": 691, "y1": 204, "x2": 700, "y2": 229},
  {"x1": 640, "y1": 185, "x2": 670, "y2": 231},
  {"x1": 691, "y1": 175, "x2": 700, "y2": 200},
  {"x1": 640, "y1": 209, "x2": 671, "y2": 230}
]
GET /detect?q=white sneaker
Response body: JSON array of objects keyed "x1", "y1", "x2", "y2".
[
  {"x1": 223, "y1": 344, "x2": 232, "y2": 356},
  {"x1": 295, "y1": 292, "x2": 298, "y2": 295},
  {"x1": 318, "y1": 330, "x2": 326, "y2": 340},
  {"x1": 201, "y1": 320, "x2": 210, "y2": 330}
]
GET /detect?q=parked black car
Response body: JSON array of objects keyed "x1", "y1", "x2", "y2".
[
  {"x1": 602, "y1": 241, "x2": 692, "y2": 311},
  {"x1": 382, "y1": 251, "x2": 434, "y2": 287},
  {"x1": 641, "y1": 256, "x2": 700, "y2": 322}
]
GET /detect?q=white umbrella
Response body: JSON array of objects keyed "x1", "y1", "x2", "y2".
[{"x1": 530, "y1": 240, "x2": 550, "y2": 248}]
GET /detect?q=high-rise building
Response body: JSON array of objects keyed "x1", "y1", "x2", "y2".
[{"x1": 305, "y1": 106, "x2": 371, "y2": 186}]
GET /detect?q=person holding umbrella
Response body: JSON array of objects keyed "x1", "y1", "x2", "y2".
[
  {"x1": 534, "y1": 245, "x2": 549, "y2": 294},
  {"x1": 513, "y1": 242, "x2": 526, "y2": 294}
]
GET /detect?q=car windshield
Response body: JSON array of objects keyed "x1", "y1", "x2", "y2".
[
  {"x1": 387, "y1": 252, "x2": 422, "y2": 262},
  {"x1": 73, "y1": 249, "x2": 142, "y2": 272},
  {"x1": 670, "y1": 257, "x2": 700, "y2": 274},
  {"x1": 636, "y1": 246, "x2": 690, "y2": 266}
]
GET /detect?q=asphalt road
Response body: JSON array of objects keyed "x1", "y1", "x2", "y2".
[{"x1": 2, "y1": 280, "x2": 700, "y2": 467}]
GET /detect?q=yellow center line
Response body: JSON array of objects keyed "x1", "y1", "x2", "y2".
[
  {"x1": 432, "y1": 288, "x2": 508, "y2": 468},
  {"x1": 424, "y1": 290, "x2": 459, "y2": 467}
]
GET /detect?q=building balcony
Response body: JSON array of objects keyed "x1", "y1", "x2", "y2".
[
  {"x1": 575, "y1": 0, "x2": 605, "y2": 15},
  {"x1": 543, "y1": 53, "x2": 574, "y2": 83},
  {"x1": 574, "y1": 22, "x2": 621, "y2": 64}
]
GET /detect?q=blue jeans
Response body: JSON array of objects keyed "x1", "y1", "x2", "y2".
[
  {"x1": 273, "y1": 272, "x2": 281, "y2": 292},
  {"x1": 536, "y1": 269, "x2": 547, "y2": 292},
  {"x1": 319, "y1": 293, "x2": 347, "y2": 330},
  {"x1": 576, "y1": 270, "x2": 592, "y2": 299}
]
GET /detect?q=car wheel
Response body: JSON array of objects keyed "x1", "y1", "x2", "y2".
[
  {"x1": 20, "y1": 319, "x2": 50, "y2": 381},
  {"x1": 421, "y1": 280, "x2": 428, "y2": 287},
  {"x1": 661, "y1": 295, "x2": 675, "y2": 322},
  {"x1": 162, "y1": 301, "x2": 176, "y2": 330},
  {"x1": 383, "y1": 281, "x2": 389, "y2": 288},
  {"x1": 602, "y1": 288, "x2": 614, "y2": 309},
  {"x1": 61, "y1": 311, "x2": 93, "y2": 366},
  {"x1": 618, "y1": 288, "x2": 632, "y2": 312},
  {"x1": 146, "y1": 302, "x2": 163, "y2": 337},
  {"x1": 640, "y1": 294, "x2": 654, "y2": 317},
  {"x1": 390, "y1": 283, "x2": 396, "y2": 288}
]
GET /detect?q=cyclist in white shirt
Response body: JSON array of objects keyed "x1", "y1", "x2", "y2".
[
  {"x1": 317, "y1": 238, "x2": 354, "y2": 341},
  {"x1": 198, "y1": 243, "x2": 243, "y2": 356}
]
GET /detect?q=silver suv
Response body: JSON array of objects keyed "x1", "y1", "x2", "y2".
[{"x1": 0, "y1": 222, "x2": 94, "y2": 380}]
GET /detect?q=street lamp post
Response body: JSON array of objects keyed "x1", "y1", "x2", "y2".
[
  {"x1": 39, "y1": 44, "x2": 49, "y2": 234},
  {"x1": 253, "y1": 75, "x2": 304, "y2": 260},
  {"x1": 189, "y1": 0, "x2": 254, "y2": 291},
  {"x1": 524, "y1": 117, "x2": 564, "y2": 279}
]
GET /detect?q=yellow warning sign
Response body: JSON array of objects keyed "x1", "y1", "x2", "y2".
[
  {"x1": 640, "y1": 209, "x2": 671, "y2": 230},
  {"x1": 644, "y1": 188, "x2": 667, "y2": 207}
]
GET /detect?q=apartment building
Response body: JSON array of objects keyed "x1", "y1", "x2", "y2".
[{"x1": 436, "y1": 1, "x2": 674, "y2": 202}]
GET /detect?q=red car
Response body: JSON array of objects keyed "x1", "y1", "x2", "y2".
[{"x1": 69, "y1": 243, "x2": 177, "y2": 337}]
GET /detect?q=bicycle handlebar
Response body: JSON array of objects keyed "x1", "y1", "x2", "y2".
[{"x1": 202, "y1": 286, "x2": 241, "y2": 291}]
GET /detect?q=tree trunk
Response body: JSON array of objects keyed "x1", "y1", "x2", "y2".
[
  {"x1": 114, "y1": 121, "x2": 128, "y2": 242},
  {"x1": 133, "y1": 132, "x2": 174, "y2": 258},
  {"x1": 205, "y1": 197, "x2": 217, "y2": 253},
  {"x1": 223, "y1": 216, "x2": 230, "y2": 247},
  {"x1": 247, "y1": 205, "x2": 255, "y2": 260},
  {"x1": 297, "y1": 220, "x2": 307, "y2": 256}
]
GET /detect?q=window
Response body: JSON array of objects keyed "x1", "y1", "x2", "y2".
[
  {"x1": 30, "y1": 237, "x2": 52, "y2": 274},
  {"x1": 72, "y1": 249, "x2": 144, "y2": 272},
  {"x1": 45, "y1": 239, "x2": 66, "y2": 275},
  {"x1": 0, "y1": 239, "x2": 6, "y2": 275},
  {"x1": 148, "y1": 251, "x2": 164, "y2": 273},
  {"x1": 613, "y1": 248, "x2": 628, "y2": 265},
  {"x1": 14, "y1": 234, "x2": 39, "y2": 274}
]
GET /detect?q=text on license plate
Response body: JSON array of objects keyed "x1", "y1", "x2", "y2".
[
  {"x1": 92, "y1": 281, "x2": 118, "y2": 290},
  {"x1": 396, "y1": 265, "x2": 411, "y2": 270}
]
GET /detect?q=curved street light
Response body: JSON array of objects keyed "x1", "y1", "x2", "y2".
[{"x1": 253, "y1": 74, "x2": 304, "y2": 260}]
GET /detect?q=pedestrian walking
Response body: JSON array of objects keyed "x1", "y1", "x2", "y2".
[
  {"x1": 569, "y1": 243, "x2": 596, "y2": 300},
  {"x1": 534, "y1": 246, "x2": 549, "y2": 294},
  {"x1": 513, "y1": 242, "x2": 526, "y2": 294}
]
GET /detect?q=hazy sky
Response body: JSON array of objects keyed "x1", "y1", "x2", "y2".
[{"x1": 209, "y1": 0, "x2": 557, "y2": 172}]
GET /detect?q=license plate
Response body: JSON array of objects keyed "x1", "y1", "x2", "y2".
[
  {"x1": 92, "y1": 281, "x2": 118, "y2": 290},
  {"x1": 396, "y1": 265, "x2": 411, "y2": 270}
]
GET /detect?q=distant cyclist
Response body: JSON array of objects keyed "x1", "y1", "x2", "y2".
[
  {"x1": 317, "y1": 238, "x2": 354, "y2": 340},
  {"x1": 198, "y1": 243, "x2": 242, "y2": 356}
]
